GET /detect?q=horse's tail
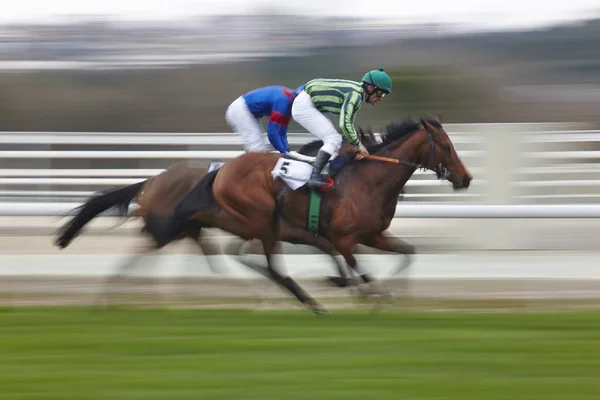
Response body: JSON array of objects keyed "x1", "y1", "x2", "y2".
[{"x1": 55, "y1": 180, "x2": 147, "y2": 249}]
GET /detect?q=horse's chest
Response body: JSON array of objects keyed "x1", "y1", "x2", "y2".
[
  {"x1": 362, "y1": 199, "x2": 394, "y2": 232},
  {"x1": 331, "y1": 198, "x2": 387, "y2": 234}
]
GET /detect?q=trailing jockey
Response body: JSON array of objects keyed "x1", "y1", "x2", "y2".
[
  {"x1": 146, "y1": 85, "x2": 301, "y2": 247},
  {"x1": 292, "y1": 67, "x2": 392, "y2": 188},
  {"x1": 227, "y1": 85, "x2": 301, "y2": 154}
]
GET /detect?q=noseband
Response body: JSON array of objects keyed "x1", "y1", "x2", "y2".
[{"x1": 389, "y1": 126, "x2": 451, "y2": 181}]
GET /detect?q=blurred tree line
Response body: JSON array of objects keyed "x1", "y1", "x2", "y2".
[
  {"x1": 2, "y1": 18, "x2": 600, "y2": 132},
  {"x1": 0, "y1": 61, "x2": 563, "y2": 132}
]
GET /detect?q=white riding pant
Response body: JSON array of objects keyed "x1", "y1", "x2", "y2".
[
  {"x1": 225, "y1": 96, "x2": 272, "y2": 152},
  {"x1": 291, "y1": 91, "x2": 342, "y2": 155}
]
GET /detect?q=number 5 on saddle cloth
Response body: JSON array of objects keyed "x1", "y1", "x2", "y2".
[
  {"x1": 271, "y1": 154, "x2": 353, "y2": 235},
  {"x1": 271, "y1": 154, "x2": 351, "y2": 191}
]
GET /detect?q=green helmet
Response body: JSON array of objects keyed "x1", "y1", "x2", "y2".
[{"x1": 362, "y1": 67, "x2": 392, "y2": 93}]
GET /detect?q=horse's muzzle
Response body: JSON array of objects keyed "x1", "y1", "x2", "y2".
[
  {"x1": 462, "y1": 175, "x2": 472, "y2": 188},
  {"x1": 452, "y1": 174, "x2": 472, "y2": 189}
]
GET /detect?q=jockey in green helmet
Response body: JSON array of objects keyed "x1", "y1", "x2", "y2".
[{"x1": 292, "y1": 67, "x2": 392, "y2": 188}]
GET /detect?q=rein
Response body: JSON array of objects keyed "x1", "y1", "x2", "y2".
[
  {"x1": 364, "y1": 153, "x2": 423, "y2": 170},
  {"x1": 362, "y1": 127, "x2": 450, "y2": 180},
  {"x1": 363, "y1": 154, "x2": 400, "y2": 164}
]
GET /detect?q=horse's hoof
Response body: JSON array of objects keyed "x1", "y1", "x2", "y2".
[
  {"x1": 311, "y1": 303, "x2": 329, "y2": 316},
  {"x1": 356, "y1": 288, "x2": 394, "y2": 303},
  {"x1": 380, "y1": 291, "x2": 395, "y2": 301},
  {"x1": 326, "y1": 276, "x2": 348, "y2": 288}
]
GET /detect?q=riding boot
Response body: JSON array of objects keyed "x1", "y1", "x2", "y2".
[{"x1": 307, "y1": 150, "x2": 332, "y2": 188}]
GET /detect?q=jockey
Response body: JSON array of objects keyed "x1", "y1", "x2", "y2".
[
  {"x1": 227, "y1": 85, "x2": 300, "y2": 154},
  {"x1": 292, "y1": 67, "x2": 392, "y2": 188},
  {"x1": 146, "y1": 85, "x2": 300, "y2": 248}
]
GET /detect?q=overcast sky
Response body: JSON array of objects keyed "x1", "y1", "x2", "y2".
[{"x1": 2, "y1": 0, "x2": 600, "y2": 30}]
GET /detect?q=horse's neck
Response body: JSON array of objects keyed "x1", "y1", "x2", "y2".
[
  {"x1": 366, "y1": 138, "x2": 421, "y2": 199},
  {"x1": 367, "y1": 158, "x2": 416, "y2": 201}
]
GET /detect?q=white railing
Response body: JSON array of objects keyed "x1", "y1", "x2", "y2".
[
  {"x1": 0, "y1": 122, "x2": 599, "y2": 216},
  {"x1": 1, "y1": 202, "x2": 600, "y2": 218}
]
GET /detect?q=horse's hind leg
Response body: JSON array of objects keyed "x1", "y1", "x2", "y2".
[
  {"x1": 236, "y1": 226, "x2": 353, "y2": 290},
  {"x1": 200, "y1": 236, "x2": 269, "y2": 309},
  {"x1": 262, "y1": 239, "x2": 327, "y2": 315},
  {"x1": 190, "y1": 228, "x2": 226, "y2": 275},
  {"x1": 227, "y1": 238, "x2": 280, "y2": 310},
  {"x1": 260, "y1": 217, "x2": 327, "y2": 315},
  {"x1": 278, "y1": 225, "x2": 375, "y2": 299},
  {"x1": 280, "y1": 227, "x2": 351, "y2": 287},
  {"x1": 174, "y1": 229, "x2": 222, "y2": 305},
  {"x1": 95, "y1": 241, "x2": 160, "y2": 308},
  {"x1": 250, "y1": 219, "x2": 353, "y2": 289}
]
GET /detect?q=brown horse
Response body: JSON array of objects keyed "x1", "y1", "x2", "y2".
[
  {"x1": 54, "y1": 162, "x2": 230, "y2": 303},
  {"x1": 236, "y1": 127, "x2": 410, "y2": 292},
  {"x1": 54, "y1": 163, "x2": 351, "y2": 305},
  {"x1": 145, "y1": 115, "x2": 472, "y2": 314},
  {"x1": 54, "y1": 128, "x2": 389, "y2": 302}
]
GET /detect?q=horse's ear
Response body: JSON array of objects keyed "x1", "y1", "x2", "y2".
[
  {"x1": 357, "y1": 125, "x2": 377, "y2": 146},
  {"x1": 357, "y1": 126, "x2": 367, "y2": 143},
  {"x1": 435, "y1": 113, "x2": 442, "y2": 124},
  {"x1": 419, "y1": 118, "x2": 430, "y2": 132},
  {"x1": 365, "y1": 126, "x2": 377, "y2": 145}
]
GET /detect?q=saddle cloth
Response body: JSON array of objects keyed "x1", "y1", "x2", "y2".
[
  {"x1": 208, "y1": 161, "x2": 225, "y2": 173},
  {"x1": 271, "y1": 157, "x2": 314, "y2": 190}
]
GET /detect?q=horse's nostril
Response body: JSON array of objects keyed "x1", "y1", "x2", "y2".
[{"x1": 463, "y1": 175, "x2": 472, "y2": 188}]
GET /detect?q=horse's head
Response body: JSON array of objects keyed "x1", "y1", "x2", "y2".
[
  {"x1": 417, "y1": 114, "x2": 472, "y2": 189},
  {"x1": 374, "y1": 115, "x2": 472, "y2": 190}
]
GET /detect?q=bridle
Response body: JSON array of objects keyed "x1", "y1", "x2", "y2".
[
  {"x1": 419, "y1": 126, "x2": 451, "y2": 180},
  {"x1": 365, "y1": 123, "x2": 451, "y2": 181}
]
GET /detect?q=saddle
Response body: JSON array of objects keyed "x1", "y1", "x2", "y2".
[
  {"x1": 207, "y1": 154, "x2": 353, "y2": 236},
  {"x1": 270, "y1": 151, "x2": 356, "y2": 236},
  {"x1": 271, "y1": 151, "x2": 353, "y2": 192}
]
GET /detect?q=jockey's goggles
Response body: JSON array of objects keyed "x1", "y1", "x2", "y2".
[{"x1": 374, "y1": 88, "x2": 388, "y2": 98}]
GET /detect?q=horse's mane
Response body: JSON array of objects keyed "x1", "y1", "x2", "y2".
[
  {"x1": 296, "y1": 116, "x2": 442, "y2": 155},
  {"x1": 357, "y1": 126, "x2": 379, "y2": 146},
  {"x1": 365, "y1": 117, "x2": 442, "y2": 153},
  {"x1": 297, "y1": 139, "x2": 324, "y2": 155},
  {"x1": 297, "y1": 125, "x2": 380, "y2": 155}
]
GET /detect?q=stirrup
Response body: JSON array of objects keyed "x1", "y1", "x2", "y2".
[
  {"x1": 320, "y1": 177, "x2": 334, "y2": 191},
  {"x1": 307, "y1": 178, "x2": 328, "y2": 188}
]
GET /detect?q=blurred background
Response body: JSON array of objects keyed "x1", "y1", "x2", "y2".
[
  {"x1": 1, "y1": 0, "x2": 600, "y2": 307},
  {"x1": 4, "y1": 3, "x2": 600, "y2": 400},
  {"x1": 2, "y1": 0, "x2": 600, "y2": 130}
]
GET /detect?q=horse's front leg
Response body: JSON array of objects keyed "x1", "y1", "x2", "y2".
[
  {"x1": 279, "y1": 224, "x2": 353, "y2": 287},
  {"x1": 330, "y1": 234, "x2": 388, "y2": 304},
  {"x1": 361, "y1": 231, "x2": 414, "y2": 276},
  {"x1": 360, "y1": 232, "x2": 415, "y2": 300}
]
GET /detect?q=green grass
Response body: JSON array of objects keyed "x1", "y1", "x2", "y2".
[{"x1": 1, "y1": 308, "x2": 600, "y2": 399}]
